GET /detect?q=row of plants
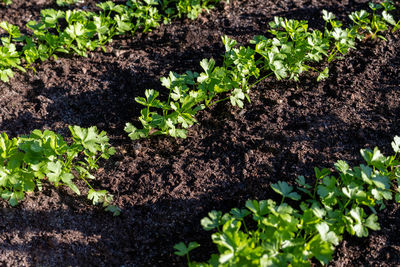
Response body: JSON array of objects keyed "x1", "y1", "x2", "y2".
[
  {"x1": 175, "y1": 137, "x2": 400, "y2": 266},
  {"x1": 0, "y1": 0, "x2": 225, "y2": 82},
  {"x1": 0, "y1": 126, "x2": 120, "y2": 215},
  {"x1": 125, "y1": 1, "x2": 400, "y2": 140},
  {"x1": 2, "y1": 0, "x2": 81, "y2": 6}
]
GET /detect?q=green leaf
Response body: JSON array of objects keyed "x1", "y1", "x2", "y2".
[
  {"x1": 360, "y1": 147, "x2": 385, "y2": 169},
  {"x1": 391, "y1": 136, "x2": 400, "y2": 153},
  {"x1": 312, "y1": 202, "x2": 327, "y2": 219},
  {"x1": 66, "y1": 182, "x2": 80, "y2": 195},
  {"x1": 349, "y1": 207, "x2": 369, "y2": 237},
  {"x1": 371, "y1": 174, "x2": 390, "y2": 190},
  {"x1": 230, "y1": 89, "x2": 245, "y2": 108},
  {"x1": 0, "y1": 132, "x2": 18, "y2": 159},
  {"x1": 174, "y1": 241, "x2": 200, "y2": 256},
  {"x1": 322, "y1": 10, "x2": 335, "y2": 22},
  {"x1": 1, "y1": 190, "x2": 24, "y2": 206},
  {"x1": 314, "y1": 167, "x2": 331, "y2": 180},
  {"x1": 335, "y1": 160, "x2": 349, "y2": 174},
  {"x1": 316, "y1": 222, "x2": 339, "y2": 245},
  {"x1": 317, "y1": 67, "x2": 329, "y2": 81},
  {"x1": 124, "y1": 123, "x2": 149, "y2": 140},
  {"x1": 245, "y1": 199, "x2": 272, "y2": 221},
  {"x1": 46, "y1": 161, "x2": 62, "y2": 183},
  {"x1": 365, "y1": 214, "x2": 380, "y2": 231},
  {"x1": 369, "y1": 2, "x2": 383, "y2": 11},
  {"x1": 222, "y1": 35, "x2": 237, "y2": 52},
  {"x1": 0, "y1": 21, "x2": 20, "y2": 38},
  {"x1": 56, "y1": 0, "x2": 79, "y2": 7},
  {"x1": 105, "y1": 205, "x2": 121, "y2": 216},
  {"x1": 230, "y1": 208, "x2": 250, "y2": 221},
  {"x1": 371, "y1": 188, "x2": 392, "y2": 201},
  {"x1": 296, "y1": 175, "x2": 312, "y2": 189},
  {"x1": 271, "y1": 181, "x2": 301, "y2": 201},
  {"x1": 308, "y1": 235, "x2": 334, "y2": 265},
  {"x1": 87, "y1": 189, "x2": 107, "y2": 205},
  {"x1": 0, "y1": 69, "x2": 14, "y2": 83},
  {"x1": 97, "y1": 1, "x2": 116, "y2": 11},
  {"x1": 69, "y1": 125, "x2": 110, "y2": 154},
  {"x1": 270, "y1": 60, "x2": 287, "y2": 80},
  {"x1": 200, "y1": 58, "x2": 215, "y2": 75},
  {"x1": 115, "y1": 14, "x2": 133, "y2": 33},
  {"x1": 383, "y1": 10, "x2": 396, "y2": 26},
  {"x1": 65, "y1": 23, "x2": 86, "y2": 39},
  {"x1": 342, "y1": 184, "x2": 367, "y2": 203},
  {"x1": 201, "y1": 210, "x2": 228, "y2": 231},
  {"x1": 41, "y1": 9, "x2": 65, "y2": 27}
]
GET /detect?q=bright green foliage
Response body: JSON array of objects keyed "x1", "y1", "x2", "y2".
[
  {"x1": 126, "y1": 1, "x2": 400, "y2": 140},
  {"x1": 175, "y1": 0, "x2": 222, "y2": 20},
  {"x1": 124, "y1": 37, "x2": 259, "y2": 139},
  {"x1": 1, "y1": 0, "x2": 12, "y2": 5},
  {"x1": 0, "y1": 126, "x2": 119, "y2": 215},
  {"x1": 56, "y1": 0, "x2": 79, "y2": 7},
  {"x1": 253, "y1": 17, "x2": 331, "y2": 81},
  {"x1": 0, "y1": 42, "x2": 25, "y2": 82},
  {"x1": 175, "y1": 136, "x2": 400, "y2": 266},
  {"x1": 0, "y1": 0, "x2": 225, "y2": 82},
  {"x1": 0, "y1": 21, "x2": 25, "y2": 82}
]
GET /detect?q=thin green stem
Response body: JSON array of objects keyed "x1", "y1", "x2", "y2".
[
  {"x1": 242, "y1": 221, "x2": 249, "y2": 234},
  {"x1": 165, "y1": 88, "x2": 173, "y2": 117},
  {"x1": 328, "y1": 47, "x2": 339, "y2": 63},
  {"x1": 303, "y1": 64, "x2": 321, "y2": 74},
  {"x1": 392, "y1": 21, "x2": 400, "y2": 33},
  {"x1": 249, "y1": 72, "x2": 274, "y2": 89},
  {"x1": 100, "y1": 25, "x2": 117, "y2": 46},
  {"x1": 342, "y1": 199, "x2": 351, "y2": 211},
  {"x1": 208, "y1": 96, "x2": 230, "y2": 107},
  {"x1": 80, "y1": 173, "x2": 94, "y2": 190}
]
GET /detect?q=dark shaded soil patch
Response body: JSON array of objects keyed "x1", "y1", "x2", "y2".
[{"x1": 0, "y1": 0, "x2": 400, "y2": 266}]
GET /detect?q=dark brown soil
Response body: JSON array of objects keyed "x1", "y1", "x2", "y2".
[{"x1": 1, "y1": 0, "x2": 400, "y2": 266}]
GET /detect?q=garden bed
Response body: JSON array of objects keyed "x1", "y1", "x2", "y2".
[{"x1": 0, "y1": 0, "x2": 400, "y2": 266}]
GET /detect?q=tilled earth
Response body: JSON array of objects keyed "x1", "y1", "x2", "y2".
[{"x1": 1, "y1": 0, "x2": 400, "y2": 266}]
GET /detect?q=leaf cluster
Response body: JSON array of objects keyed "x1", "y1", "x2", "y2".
[
  {"x1": 124, "y1": 37, "x2": 258, "y2": 139},
  {"x1": 252, "y1": 0, "x2": 400, "y2": 82},
  {"x1": 0, "y1": 126, "x2": 119, "y2": 215},
  {"x1": 349, "y1": 1, "x2": 400, "y2": 40},
  {"x1": 174, "y1": 0, "x2": 223, "y2": 20},
  {"x1": 56, "y1": 0, "x2": 80, "y2": 7},
  {"x1": 175, "y1": 136, "x2": 400, "y2": 266},
  {"x1": 0, "y1": 0, "x2": 225, "y2": 82}
]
